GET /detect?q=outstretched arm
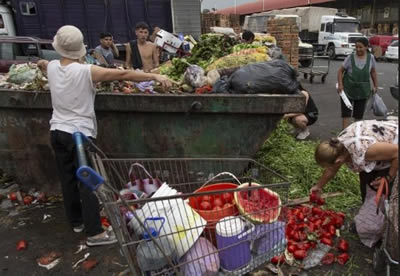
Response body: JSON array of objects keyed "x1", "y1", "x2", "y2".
[{"x1": 90, "y1": 65, "x2": 171, "y2": 90}]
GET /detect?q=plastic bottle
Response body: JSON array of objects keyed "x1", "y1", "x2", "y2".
[{"x1": 136, "y1": 217, "x2": 177, "y2": 275}]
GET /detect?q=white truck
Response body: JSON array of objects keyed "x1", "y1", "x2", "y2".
[{"x1": 260, "y1": 7, "x2": 366, "y2": 59}]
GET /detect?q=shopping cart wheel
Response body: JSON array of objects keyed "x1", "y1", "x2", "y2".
[
  {"x1": 309, "y1": 75, "x2": 314, "y2": 83},
  {"x1": 304, "y1": 73, "x2": 308, "y2": 79},
  {"x1": 373, "y1": 246, "x2": 386, "y2": 272},
  {"x1": 321, "y1": 75, "x2": 327, "y2": 83}
]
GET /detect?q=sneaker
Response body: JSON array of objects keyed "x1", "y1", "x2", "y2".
[
  {"x1": 73, "y1": 224, "x2": 85, "y2": 233},
  {"x1": 296, "y1": 128, "x2": 310, "y2": 140},
  {"x1": 86, "y1": 231, "x2": 117, "y2": 247}
]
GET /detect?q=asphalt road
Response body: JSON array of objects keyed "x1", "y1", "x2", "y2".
[{"x1": 298, "y1": 58, "x2": 399, "y2": 141}]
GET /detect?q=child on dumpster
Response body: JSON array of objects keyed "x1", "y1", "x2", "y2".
[
  {"x1": 283, "y1": 84, "x2": 319, "y2": 140},
  {"x1": 37, "y1": 25, "x2": 171, "y2": 246}
]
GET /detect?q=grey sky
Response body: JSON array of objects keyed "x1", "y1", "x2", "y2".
[{"x1": 201, "y1": 0, "x2": 252, "y2": 11}]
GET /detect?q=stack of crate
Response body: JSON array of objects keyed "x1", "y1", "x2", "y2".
[
  {"x1": 215, "y1": 14, "x2": 231, "y2": 27},
  {"x1": 266, "y1": 17, "x2": 299, "y2": 68},
  {"x1": 230, "y1": 14, "x2": 242, "y2": 34},
  {"x1": 201, "y1": 13, "x2": 216, "y2": 33},
  {"x1": 201, "y1": 13, "x2": 242, "y2": 34}
]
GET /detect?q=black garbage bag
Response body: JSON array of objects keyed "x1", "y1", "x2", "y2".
[
  {"x1": 211, "y1": 76, "x2": 230, "y2": 94},
  {"x1": 228, "y1": 59, "x2": 299, "y2": 94}
]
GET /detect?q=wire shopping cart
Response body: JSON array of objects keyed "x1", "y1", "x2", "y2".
[{"x1": 73, "y1": 132, "x2": 291, "y2": 275}]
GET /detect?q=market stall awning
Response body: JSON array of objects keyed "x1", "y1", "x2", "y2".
[{"x1": 216, "y1": 0, "x2": 335, "y2": 15}]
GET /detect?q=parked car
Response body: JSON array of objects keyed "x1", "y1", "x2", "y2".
[
  {"x1": 0, "y1": 36, "x2": 60, "y2": 73},
  {"x1": 369, "y1": 35, "x2": 397, "y2": 56},
  {"x1": 384, "y1": 40, "x2": 399, "y2": 61}
]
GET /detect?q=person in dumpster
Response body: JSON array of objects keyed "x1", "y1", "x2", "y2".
[
  {"x1": 283, "y1": 84, "x2": 318, "y2": 140},
  {"x1": 311, "y1": 119, "x2": 398, "y2": 204},
  {"x1": 37, "y1": 25, "x2": 171, "y2": 246},
  {"x1": 242, "y1": 30, "x2": 255, "y2": 44},
  {"x1": 125, "y1": 21, "x2": 159, "y2": 72},
  {"x1": 337, "y1": 37, "x2": 378, "y2": 130},
  {"x1": 94, "y1": 32, "x2": 119, "y2": 66}
]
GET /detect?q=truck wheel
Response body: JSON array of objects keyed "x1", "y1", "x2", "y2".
[
  {"x1": 327, "y1": 45, "x2": 336, "y2": 60},
  {"x1": 300, "y1": 59, "x2": 312, "y2": 68}
]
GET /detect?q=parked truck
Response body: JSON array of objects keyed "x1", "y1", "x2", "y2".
[
  {"x1": 261, "y1": 7, "x2": 365, "y2": 59},
  {"x1": 0, "y1": 0, "x2": 201, "y2": 48}
]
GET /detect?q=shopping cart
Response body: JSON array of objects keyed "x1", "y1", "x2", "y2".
[
  {"x1": 298, "y1": 53, "x2": 330, "y2": 84},
  {"x1": 73, "y1": 132, "x2": 290, "y2": 275},
  {"x1": 373, "y1": 176, "x2": 399, "y2": 275}
]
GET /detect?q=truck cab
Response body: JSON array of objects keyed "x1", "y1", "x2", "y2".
[
  {"x1": 318, "y1": 14, "x2": 364, "y2": 59},
  {"x1": 0, "y1": 4, "x2": 16, "y2": 36}
]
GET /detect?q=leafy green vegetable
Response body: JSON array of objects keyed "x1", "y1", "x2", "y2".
[
  {"x1": 256, "y1": 121, "x2": 361, "y2": 211},
  {"x1": 160, "y1": 34, "x2": 238, "y2": 80}
]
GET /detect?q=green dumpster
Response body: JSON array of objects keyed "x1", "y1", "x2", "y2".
[{"x1": 0, "y1": 90, "x2": 305, "y2": 191}]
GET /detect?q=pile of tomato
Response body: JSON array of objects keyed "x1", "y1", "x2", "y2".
[
  {"x1": 271, "y1": 192, "x2": 350, "y2": 266},
  {"x1": 195, "y1": 192, "x2": 234, "y2": 211}
]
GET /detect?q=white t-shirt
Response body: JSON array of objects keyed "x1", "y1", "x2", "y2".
[
  {"x1": 47, "y1": 61, "x2": 97, "y2": 138},
  {"x1": 342, "y1": 53, "x2": 376, "y2": 75}
]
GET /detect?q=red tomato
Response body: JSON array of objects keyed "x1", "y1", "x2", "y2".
[
  {"x1": 223, "y1": 203, "x2": 232, "y2": 209},
  {"x1": 213, "y1": 197, "x2": 224, "y2": 208},
  {"x1": 321, "y1": 237, "x2": 333, "y2": 246},
  {"x1": 328, "y1": 225, "x2": 336, "y2": 236},
  {"x1": 312, "y1": 207, "x2": 323, "y2": 216},
  {"x1": 16, "y1": 240, "x2": 27, "y2": 251},
  {"x1": 321, "y1": 231, "x2": 333, "y2": 240},
  {"x1": 199, "y1": 201, "x2": 212, "y2": 211},
  {"x1": 316, "y1": 198, "x2": 325, "y2": 205},
  {"x1": 309, "y1": 191, "x2": 319, "y2": 203},
  {"x1": 337, "y1": 253, "x2": 349, "y2": 265},
  {"x1": 201, "y1": 195, "x2": 213, "y2": 202},
  {"x1": 271, "y1": 255, "x2": 286, "y2": 265},
  {"x1": 288, "y1": 244, "x2": 297, "y2": 253},
  {"x1": 23, "y1": 196, "x2": 33, "y2": 205},
  {"x1": 296, "y1": 211, "x2": 305, "y2": 221},
  {"x1": 337, "y1": 239, "x2": 349, "y2": 252},
  {"x1": 221, "y1": 193, "x2": 233, "y2": 204},
  {"x1": 334, "y1": 216, "x2": 344, "y2": 228},
  {"x1": 293, "y1": 250, "x2": 307, "y2": 260},
  {"x1": 213, "y1": 206, "x2": 223, "y2": 212},
  {"x1": 336, "y1": 212, "x2": 346, "y2": 219},
  {"x1": 321, "y1": 253, "x2": 335, "y2": 265},
  {"x1": 8, "y1": 192, "x2": 17, "y2": 201}
]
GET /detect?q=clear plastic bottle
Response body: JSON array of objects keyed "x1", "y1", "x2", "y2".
[{"x1": 136, "y1": 217, "x2": 177, "y2": 275}]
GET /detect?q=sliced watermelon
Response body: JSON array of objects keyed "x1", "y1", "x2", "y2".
[{"x1": 234, "y1": 182, "x2": 281, "y2": 224}]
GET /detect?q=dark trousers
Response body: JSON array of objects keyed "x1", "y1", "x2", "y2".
[{"x1": 50, "y1": 130, "x2": 103, "y2": 237}]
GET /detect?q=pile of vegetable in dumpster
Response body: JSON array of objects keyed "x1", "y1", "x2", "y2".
[{"x1": 0, "y1": 33, "x2": 285, "y2": 94}]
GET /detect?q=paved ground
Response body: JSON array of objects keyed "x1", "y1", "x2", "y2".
[{"x1": 0, "y1": 59, "x2": 398, "y2": 275}]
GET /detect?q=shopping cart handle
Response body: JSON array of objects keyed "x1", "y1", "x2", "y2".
[
  {"x1": 73, "y1": 132, "x2": 90, "y2": 167},
  {"x1": 76, "y1": 166, "x2": 104, "y2": 192}
]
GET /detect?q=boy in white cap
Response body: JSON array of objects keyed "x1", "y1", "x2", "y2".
[{"x1": 38, "y1": 25, "x2": 171, "y2": 246}]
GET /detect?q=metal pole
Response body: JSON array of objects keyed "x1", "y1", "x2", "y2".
[
  {"x1": 370, "y1": 0, "x2": 376, "y2": 29},
  {"x1": 234, "y1": 0, "x2": 236, "y2": 14}
]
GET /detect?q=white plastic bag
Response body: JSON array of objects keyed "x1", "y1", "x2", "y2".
[
  {"x1": 370, "y1": 93, "x2": 388, "y2": 117},
  {"x1": 354, "y1": 185, "x2": 385, "y2": 247}
]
